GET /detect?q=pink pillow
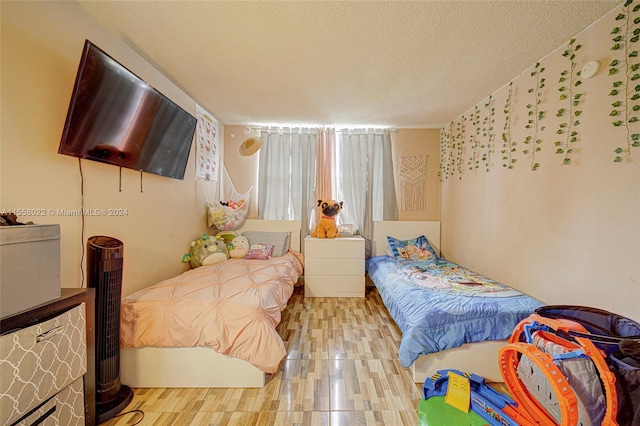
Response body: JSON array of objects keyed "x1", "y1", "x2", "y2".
[{"x1": 245, "y1": 243, "x2": 274, "y2": 260}]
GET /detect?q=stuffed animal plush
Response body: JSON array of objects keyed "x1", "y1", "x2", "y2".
[
  {"x1": 310, "y1": 199, "x2": 343, "y2": 238},
  {"x1": 229, "y1": 235, "x2": 250, "y2": 259},
  {"x1": 182, "y1": 234, "x2": 229, "y2": 268},
  {"x1": 216, "y1": 230, "x2": 238, "y2": 248}
]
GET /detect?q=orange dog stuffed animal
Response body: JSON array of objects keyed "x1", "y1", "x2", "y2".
[{"x1": 310, "y1": 200, "x2": 343, "y2": 238}]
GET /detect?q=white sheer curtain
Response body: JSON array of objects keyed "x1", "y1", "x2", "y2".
[
  {"x1": 336, "y1": 129, "x2": 397, "y2": 257},
  {"x1": 257, "y1": 128, "x2": 317, "y2": 237}
]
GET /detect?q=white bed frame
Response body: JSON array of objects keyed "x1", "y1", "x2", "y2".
[
  {"x1": 120, "y1": 220, "x2": 302, "y2": 388},
  {"x1": 371, "y1": 221, "x2": 505, "y2": 383}
]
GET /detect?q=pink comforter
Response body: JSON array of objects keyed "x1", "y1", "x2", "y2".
[{"x1": 120, "y1": 251, "x2": 303, "y2": 374}]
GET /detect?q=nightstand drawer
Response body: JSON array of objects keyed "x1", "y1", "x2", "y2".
[
  {"x1": 305, "y1": 276, "x2": 366, "y2": 297},
  {"x1": 305, "y1": 258, "x2": 364, "y2": 276},
  {"x1": 305, "y1": 237, "x2": 364, "y2": 258},
  {"x1": 304, "y1": 235, "x2": 365, "y2": 297}
]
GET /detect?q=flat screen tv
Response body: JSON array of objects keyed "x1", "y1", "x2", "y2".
[{"x1": 59, "y1": 40, "x2": 196, "y2": 180}]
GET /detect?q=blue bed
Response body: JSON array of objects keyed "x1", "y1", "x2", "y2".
[{"x1": 366, "y1": 255, "x2": 543, "y2": 368}]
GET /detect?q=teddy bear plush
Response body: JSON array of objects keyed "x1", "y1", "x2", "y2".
[
  {"x1": 310, "y1": 199, "x2": 343, "y2": 238},
  {"x1": 182, "y1": 234, "x2": 229, "y2": 268}
]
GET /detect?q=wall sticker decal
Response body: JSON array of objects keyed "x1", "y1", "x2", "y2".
[
  {"x1": 555, "y1": 38, "x2": 584, "y2": 166},
  {"x1": 523, "y1": 62, "x2": 547, "y2": 171},
  {"x1": 481, "y1": 95, "x2": 496, "y2": 172},
  {"x1": 501, "y1": 82, "x2": 516, "y2": 170},
  {"x1": 609, "y1": 0, "x2": 640, "y2": 163},
  {"x1": 195, "y1": 105, "x2": 219, "y2": 181}
]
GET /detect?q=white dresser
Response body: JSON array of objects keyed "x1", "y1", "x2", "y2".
[{"x1": 304, "y1": 236, "x2": 365, "y2": 297}]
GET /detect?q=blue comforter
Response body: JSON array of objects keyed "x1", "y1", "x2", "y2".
[{"x1": 366, "y1": 256, "x2": 543, "y2": 368}]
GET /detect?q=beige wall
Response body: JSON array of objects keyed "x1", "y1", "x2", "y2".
[
  {"x1": 392, "y1": 129, "x2": 440, "y2": 221},
  {"x1": 441, "y1": 4, "x2": 639, "y2": 321},
  {"x1": 1, "y1": 2, "x2": 219, "y2": 297}
]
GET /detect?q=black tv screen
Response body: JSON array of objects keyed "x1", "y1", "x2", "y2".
[{"x1": 59, "y1": 40, "x2": 196, "y2": 180}]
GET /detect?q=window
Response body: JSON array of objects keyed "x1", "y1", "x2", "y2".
[{"x1": 257, "y1": 127, "x2": 397, "y2": 252}]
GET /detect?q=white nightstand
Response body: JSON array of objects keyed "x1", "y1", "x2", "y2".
[{"x1": 304, "y1": 235, "x2": 365, "y2": 297}]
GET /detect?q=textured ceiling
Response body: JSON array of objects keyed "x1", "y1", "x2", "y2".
[{"x1": 76, "y1": 0, "x2": 618, "y2": 128}]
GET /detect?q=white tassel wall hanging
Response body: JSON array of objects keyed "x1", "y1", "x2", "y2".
[{"x1": 398, "y1": 155, "x2": 427, "y2": 211}]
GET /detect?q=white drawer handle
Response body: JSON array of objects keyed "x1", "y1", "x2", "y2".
[{"x1": 36, "y1": 325, "x2": 64, "y2": 342}]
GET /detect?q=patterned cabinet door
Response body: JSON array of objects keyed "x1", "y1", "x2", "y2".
[{"x1": 0, "y1": 304, "x2": 87, "y2": 425}]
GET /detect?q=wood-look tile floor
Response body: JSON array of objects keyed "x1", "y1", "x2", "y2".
[{"x1": 102, "y1": 286, "x2": 424, "y2": 425}]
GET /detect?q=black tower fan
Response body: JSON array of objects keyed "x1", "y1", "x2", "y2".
[{"x1": 87, "y1": 236, "x2": 133, "y2": 423}]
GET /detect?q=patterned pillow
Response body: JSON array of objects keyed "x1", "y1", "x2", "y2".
[
  {"x1": 387, "y1": 235, "x2": 437, "y2": 261},
  {"x1": 242, "y1": 231, "x2": 291, "y2": 256},
  {"x1": 245, "y1": 243, "x2": 275, "y2": 260}
]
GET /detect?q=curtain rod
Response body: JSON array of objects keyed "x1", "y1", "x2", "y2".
[
  {"x1": 247, "y1": 126, "x2": 316, "y2": 136},
  {"x1": 246, "y1": 126, "x2": 398, "y2": 134}
]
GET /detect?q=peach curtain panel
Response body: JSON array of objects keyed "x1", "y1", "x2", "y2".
[{"x1": 314, "y1": 128, "x2": 336, "y2": 201}]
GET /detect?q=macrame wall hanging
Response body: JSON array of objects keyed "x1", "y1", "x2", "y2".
[{"x1": 398, "y1": 155, "x2": 427, "y2": 211}]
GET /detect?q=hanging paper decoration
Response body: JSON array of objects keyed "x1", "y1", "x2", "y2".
[
  {"x1": 195, "y1": 105, "x2": 218, "y2": 181},
  {"x1": 398, "y1": 155, "x2": 427, "y2": 211}
]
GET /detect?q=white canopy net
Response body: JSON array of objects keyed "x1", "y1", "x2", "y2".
[{"x1": 205, "y1": 166, "x2": 251, "y2": 230}]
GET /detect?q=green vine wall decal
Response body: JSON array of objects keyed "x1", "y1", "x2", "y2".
[
  {"x1": 501, "y1": 82, "x2": 516, "y2": 169},
  {"x1": 523, "y1": 62, "x2": 546, "y2": 171},
  {"x1": 455, "y1": 116, "x2": 466, "y2": 179},
  {"x1": 555, "y1": 38, "x2": 584, "y2": 165},
  {"x1": 609, "y1": 0, "x2": 640, "y2": 162},
  {"x1": 448, "y1": 122, "x2": 456, "y2": 180},
  {"x1": 481, "y1": 95, "x2": 496, "y2": 172},
  {"x1": 467, "y1": 106, "x2": 481, "y2": 172},
  {"x1": 439, "y1": 125, "x2": 452, "y2": 181},
  {"x1": 450, "y1": 120, "x2": 461, "y2": 179}
]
